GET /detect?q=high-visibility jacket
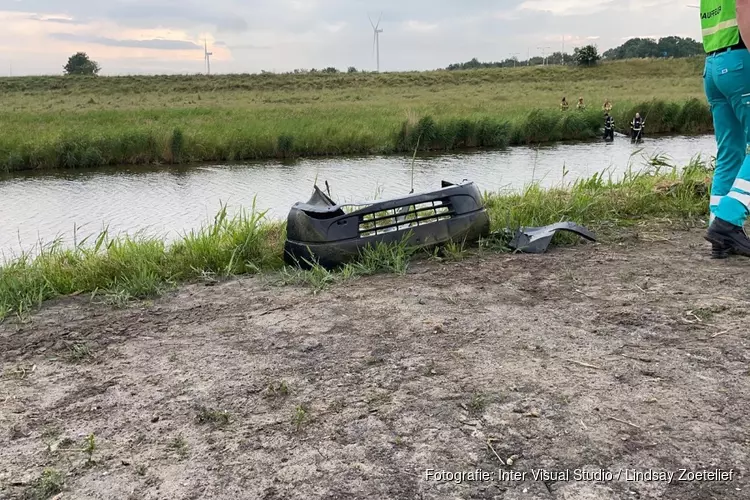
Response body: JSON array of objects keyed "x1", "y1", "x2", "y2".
[{"x1": 701, "y1": 0, "x2": 740, "y2": 53}]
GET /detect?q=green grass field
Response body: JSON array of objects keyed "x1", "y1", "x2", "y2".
[
  {"x1": 0, "y1": 57, "x2": 713, "y2": 171},
  {"x1": 0, "y1": 155, "x2": 713, "y2": 320}
]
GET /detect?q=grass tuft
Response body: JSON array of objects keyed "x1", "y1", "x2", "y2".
[
  {"x1": 23, "y1": 468, "x2": 64, "y2": 500},
  {"x1": 195, "y1": 406, "x2": 231, "y2": 428}
]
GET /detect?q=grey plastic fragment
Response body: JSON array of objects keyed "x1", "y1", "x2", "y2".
[{"x1": 508, "y1": 222, "x2": 597, "y2": 253}]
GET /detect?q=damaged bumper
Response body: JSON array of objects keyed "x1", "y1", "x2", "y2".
[{"x1": 283, "y1": 180, "x2": 491, "y2": 269}]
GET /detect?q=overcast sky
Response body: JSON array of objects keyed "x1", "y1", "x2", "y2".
[{"x1": 0, "y1": 0, "x2": 702, "y2": 76}]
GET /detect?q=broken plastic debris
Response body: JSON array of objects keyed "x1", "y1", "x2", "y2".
[{"x1": 508, "y1": 222, "x2": 596, "y2": 254}]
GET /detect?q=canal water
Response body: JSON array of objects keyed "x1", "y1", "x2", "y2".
[{"x1": 0, "y1": 134, "x2": 717, "y2": 260}]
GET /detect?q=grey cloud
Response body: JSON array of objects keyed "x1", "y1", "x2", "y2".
[
  {"x1": 27, "y1": 14, "x2": 87, "y2": 24},
  {"x1": 1, "y1": 0, "x2": 249, "y2": 32},
  {"x1": 3, "y1": 0, "x2": 510, "y2": 35},
  {"x1": 104, "y1": 1, "x2": 249, "y2": 33},
  {"x1": 208, "y1": 40, "x2": 271, "y2": 50},
  {"x1": 320, "y1": 0, "x2": 517, "y2": 22},
  {"x1": 216, "y1": 17, "x2": 248, "y2": 33},
  {"x1": 228, "y1": 43, "x2": 272, "y2": 50},
  {"x1": 49, "y1": 33, "x2": 202, "y2": 50},
  {"x1": 1, "y1": 0, "x2": 93, "y2": 17}
]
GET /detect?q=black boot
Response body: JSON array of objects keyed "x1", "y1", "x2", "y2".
[
  {"x1": 710, "y1": 242, "x2": 732, "y2": 259},
  {"x1": 705, "y1": 217, "x2": 750, "y2": 257}
]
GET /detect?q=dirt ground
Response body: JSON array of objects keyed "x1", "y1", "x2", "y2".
[{"x1": 1, "y1": 225, "x2": 749, "y2": 500}]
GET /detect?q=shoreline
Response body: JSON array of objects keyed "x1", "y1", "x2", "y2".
[
  {"x1": 0, "y1": 130, "x2": 713, "y2": 179},
  {"x1": 1, "y1": 126, "x2": 714, "y2": 179},
  {"x1": 0, "y1": 157, "x2": 713, "y2": 320}
]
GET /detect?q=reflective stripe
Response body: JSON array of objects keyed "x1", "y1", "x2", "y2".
[
  {"x1": 732, "y1": 178, "x2": 750, "y2": 193},
  {"x1": 701, "y1": 1, "x2": 740, "y2": 52},
  {"x1": 728, "y1": 190, "x2": 750, "y2": 208},
  {"x1": 703, "y1": 18, "x2": 738, "y2": 37},
  {"x1": 711, "y1": 195, "x2": 723, "y2": 205}
]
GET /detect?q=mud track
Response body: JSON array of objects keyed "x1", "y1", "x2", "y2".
[{"x1": 1, "y1": 226, "x2": 749, "y2": 499}]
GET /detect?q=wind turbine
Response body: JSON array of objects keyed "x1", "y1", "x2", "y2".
[
  {"x1": 537, "y1": 46, "x2": 551, "y2": 66},
  {"x1": 369, "y1": 13, "x2": 383, "y2": 72},
  {"x1": 561, "y1": 35, "x2": 566, "y2": 64},
  {"x1": 204, "y1": 39, "x2": 213, "y2": 75}
]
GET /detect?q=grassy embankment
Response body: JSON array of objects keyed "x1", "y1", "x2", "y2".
[
  {"x1": 0, "y1": 57, "x2": 713, "y2": 172},
  {"x1": 0, "y1": 155, "x2": 713, "y2": 320}
]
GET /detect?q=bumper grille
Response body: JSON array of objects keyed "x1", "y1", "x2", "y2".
[{"x1": 358, "y1": 199, "x2": 454, "y2": 237}]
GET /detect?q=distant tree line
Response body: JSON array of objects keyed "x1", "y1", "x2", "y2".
[
  {"x1": 446, "y1": 45, "x2": 601, "y2": 70},
  {"x1": 269, "y1": 66, "x2": 367, "y2": 74},
  {"x1": 445, "y1": 36, "x2": 703, "y2": 70},
  {"x1": 602, "y1": 36, "x2": 703, "y2": 59}
]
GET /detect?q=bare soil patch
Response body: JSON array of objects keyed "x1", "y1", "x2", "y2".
[{"x1": 1, "y1": 226, "x2": 749, "y2": 499}]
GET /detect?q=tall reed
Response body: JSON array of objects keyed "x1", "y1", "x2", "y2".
[{"x1": 0, "y1": 98, "x2": 713, "y2": 172}]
